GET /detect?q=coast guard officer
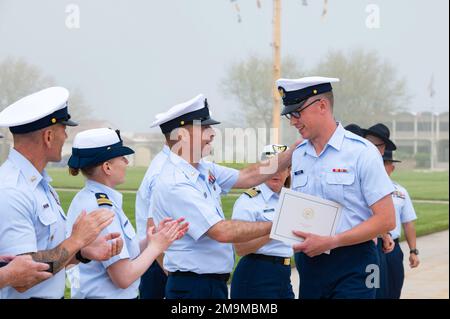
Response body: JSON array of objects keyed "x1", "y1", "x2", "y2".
[
  {"x1": 66, "y1": 128, "x2": 186, "y2": 299},
  {"x1": 277, "y1": 77, "x2": 396, "y2": 299},
  {"x1": 362, "y1": 123, "x2": 397, "y2": 298},
  {"x1": 135, "y1": 142, "x2": 170, "y2": 299},
  {"x1": 363, "y1": 123, "x2": 397, "y2": 156},
  {"x1": 0, "y1": 87, "x2": 120, "y2": 298},
  {"x1": 382, "y1": 150, "x2": 419, "y2": 299},
  {"x1": 230, "y1": 144, "x2": 294, "y2": 299},
  {"x1": 150, "y1": 94, "x2": 297, "y2": 299}
]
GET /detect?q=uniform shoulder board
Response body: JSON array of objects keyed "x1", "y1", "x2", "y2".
[
  {"x1": 244, "y1": 188, "x2": 261, "y2": 198},
  {"x1": 95, "y1": 193, "x2": 113, "y2": 207}
]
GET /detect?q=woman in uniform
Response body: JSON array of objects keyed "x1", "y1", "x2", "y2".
[
  {"x1": 66, "y1": 128, "x2": 188, "y2": 299},
  {"x1": 230, "y1": 144, "x2": 294, "y2": 299}
]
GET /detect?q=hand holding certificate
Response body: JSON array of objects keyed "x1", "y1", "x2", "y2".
[{"x1": 270, "y1": 188, "x2": 342, "y2": 256}]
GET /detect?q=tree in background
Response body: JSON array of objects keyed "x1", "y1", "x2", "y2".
[
  {"x1": 220, "y1": 49, "x2": 410, "y2": 130},
  {"x1": 313, "y1": 48, "x2": 410, "y2": 126},
  {"x1": 0, "y1": 57, "x2": 92, "y2": 121},
  {"x1": 0, "y1": 57, "x2": 93, "y2": 161},
  {"x1": 220, "y1": 55, "x2": 303, "y2": 129},
  {"x1": 0, "y1": 57, "x2": 54, "y2": 111}
]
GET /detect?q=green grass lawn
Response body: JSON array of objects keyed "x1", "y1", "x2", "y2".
[
  {"x1": 392, "y1": 170, "x2": 449, "y2": 201},
  {"x1": 48, "y1": 167, "x2": 148, "y2": 190},
  {"x1": 49, "y1": 167, "x2": 449, "y2": 201},
  {"x1": 406, "y1": 202, "x2": 449, "y2": 239}
]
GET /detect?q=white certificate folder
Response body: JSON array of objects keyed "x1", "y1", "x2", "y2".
[{"x1": 270, "y1": 188, "x2": 342, "y2": 249}]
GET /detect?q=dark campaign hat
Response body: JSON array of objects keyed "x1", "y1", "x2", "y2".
[
  {"x1": 383, "y1": 150, "x2": 401, "y2": 163},
  {"x1": 362, "y1": 123, "x2": 397, "y2": 151},
  {"x1": 276, "y1": 76, "x2": 340, "y2": 116},
  {"x1": 68, "y1": 128, "x2": 134, "y2": 169},
  {"x1": 345, "y1": 123, "x2": 364, "y2": 137},
  {"x1": 0, "y1": 87, "x2": 78, "y2": 134},
  {"x1": 151, "y1": 94, "x2": 220, "y2": 134}
]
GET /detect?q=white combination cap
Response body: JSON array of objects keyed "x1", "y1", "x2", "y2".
[
  {"x1": 150, "y1": 94, "x2": 220, "y2": 134},
  {"x1": 0, "y1": 87, "x2": 78, "y2": 134}
]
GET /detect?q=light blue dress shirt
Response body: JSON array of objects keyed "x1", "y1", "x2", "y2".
[
  {"x1": 232, "y1": 183, "x2": 293, "y2": 258},
  {"x1": 66, "y1": 180, "x2": 140, "y2": 299},
  {"x1": 390, "y1": 181, "x2": 417, "y2": 240},
  {"x1": 151, "y1": 151, "x2": 239, "y2": 274},
  {"x1": 291, "y1": 124, "x2": 395, "y2": 234},
  {"x1": 135, "y1": 145, "x2": 170, "y2": 241},
  {"x1": 0, "y1": 149, "x2": 67, "y2": 299}
]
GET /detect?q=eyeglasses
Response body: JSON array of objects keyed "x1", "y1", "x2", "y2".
[
  {"x1": 264, "y1": 144, "x2": 288, "y2": 157},
  {"x1": 284, "y1": 99, "x2": 322, "y2": 120}
]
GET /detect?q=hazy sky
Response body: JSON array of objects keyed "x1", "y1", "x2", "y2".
[{"x1": 0, "y1": 0, "x2": 448, "y2": 132}]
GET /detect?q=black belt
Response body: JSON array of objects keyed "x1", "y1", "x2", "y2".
[
  {"x1": 247, "y1": 254, "x2": 291, "y2": 266},
  {"x1": 169, "y1": 271, "x2": 230, "y2": 282}
]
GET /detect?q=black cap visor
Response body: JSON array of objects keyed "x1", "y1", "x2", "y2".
[
  {"x1": 61, "y1": 118, "x2": 78, "y2": 127},
  {"x1": 200, "y1": 117, "x2": 221, "y2": 126},
  {"x1": 280, "y1": 99, "x2": 308, "y2": 116}
]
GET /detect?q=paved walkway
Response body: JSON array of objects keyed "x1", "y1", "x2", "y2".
[
  {"x1": 412, "y1": 200, "x2": 449, "y2": 204},
  {"x1": 289, "y1": 230, "x2": 449, "y2": 299},
  {"x1": 399, "y1": 230, "x2": 449, "y2": 299}
]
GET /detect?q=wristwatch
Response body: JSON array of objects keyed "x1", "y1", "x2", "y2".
[
  {"x1": 76, "y1": 250, "x2": 91, "y2": 264},
  {"x1": 410, "y1": 248, "x2": 419, "y2": 255}
]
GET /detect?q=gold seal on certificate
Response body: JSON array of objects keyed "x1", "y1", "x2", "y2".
[{"x1": 270, "y1": 188, "x2": 342, "y2": 250}]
